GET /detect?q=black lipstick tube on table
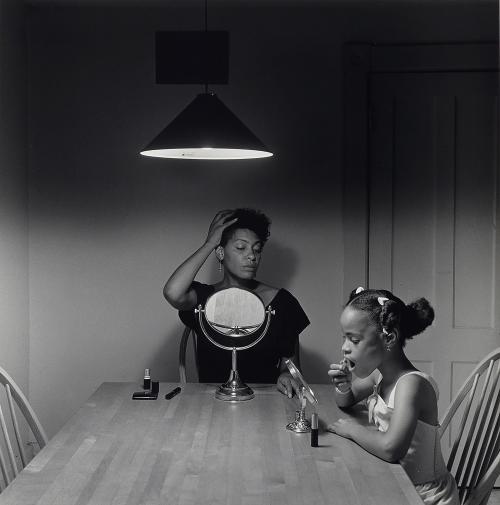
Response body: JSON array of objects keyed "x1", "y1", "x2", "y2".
[{"x1": 311, "y1": 413, "x2": 319, "y2": 447}]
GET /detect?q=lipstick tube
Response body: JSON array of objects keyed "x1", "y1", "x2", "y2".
[{"x1": 311, "y1": 413, "x2": 319, "y2": 447}]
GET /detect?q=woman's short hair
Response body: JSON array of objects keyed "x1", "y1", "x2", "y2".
[{"x1": 220, "y1": 208, "x2": 271, "y2": 246}]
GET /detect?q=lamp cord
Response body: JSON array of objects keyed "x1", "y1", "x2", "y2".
[
  {"x1": 205, "y1": 0, "x2": 208, "y2": 33},
  {"x1": 204, "y1": 0, "x2": 208, "y2": 94}
]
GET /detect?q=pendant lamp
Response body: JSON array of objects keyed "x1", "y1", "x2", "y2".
[
  {"x1": 140, "y1": 2, "x2": 273, "y2": 160},
  {"x1": 140, "y1": 92, "x2": 273, "y2": 159}
]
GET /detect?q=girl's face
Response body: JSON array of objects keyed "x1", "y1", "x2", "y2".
[
  {"x1": 340, "y1": 306, "x2": 384, "y2": 378},
  {"x1": 222, "y1": 228, "x2": 263, "y2": 280}
]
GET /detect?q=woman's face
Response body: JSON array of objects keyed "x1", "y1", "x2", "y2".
[
  {"x1": 222, "y1": 228, "x2": 263, "y2": 280},
  {"x1": 340, "y1": 306, "x2": 384, "y2": 378}
]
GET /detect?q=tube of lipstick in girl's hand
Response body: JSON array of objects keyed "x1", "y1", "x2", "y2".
[
  {"x1": 340, "y1": 358, "x2": 349, "y2": 373},
  {"x1": 336, "y1": 358, "x2": 352, "y2": 393}
]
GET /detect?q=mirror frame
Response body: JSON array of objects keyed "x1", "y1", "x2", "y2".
[
  {"x1": 195, "y1": 287, "x2": 275, "y2": 351},
  {"x1": 285, "y1": 359, "x2": 318, "y2": 404}
]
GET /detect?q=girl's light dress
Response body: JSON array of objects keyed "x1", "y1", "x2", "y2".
[{"x1": 367, "y1": 371, "x2": 459, "y2": 505}]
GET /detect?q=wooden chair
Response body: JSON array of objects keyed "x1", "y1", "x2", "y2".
[
  {"x1": 0, "y1": 366, "x2": 48, "y2": 491},
  {"x1": 179, "y1": 325, "x2": 198, "y2": 384},
  {"x1": 439, "y1": 347, "x2": 500, "y2": 505}
]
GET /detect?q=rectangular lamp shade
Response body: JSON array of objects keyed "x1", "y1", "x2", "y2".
[{"x1": 155, "y1": 31, "x2": 229, "y2": 85}]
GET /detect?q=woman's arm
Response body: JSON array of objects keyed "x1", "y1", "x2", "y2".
[
  {"x1": 328, "y1": 374, "x2": 426, "y2": 462},
  {"x1": 163, "y1": 210, "x2": 237, "y2": 310},
  {"x1": 163, "y1": 242, "x2": 216, "y2": 310}
]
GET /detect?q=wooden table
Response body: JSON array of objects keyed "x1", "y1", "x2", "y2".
[{"x1": 0, "y1": 383, "x2": 423, "y2": 505}]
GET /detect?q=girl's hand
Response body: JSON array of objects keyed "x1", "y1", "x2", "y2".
[
  {"x1": 328, "y1": 361, "x2": 352, "y2": 391},
  {"x1": 327, "y1": 418, "x2": 354, "y2": 439},
  {"x1": 277, "y1": 372, "x2": 299, "y2": 399},
  {"x1": 205, "y1": 210, "x2": 238, "y2": 248}
]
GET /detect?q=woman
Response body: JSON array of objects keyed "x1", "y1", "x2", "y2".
[{"x1": 163, "y1": 208, "x2": 310, "y2": 397}]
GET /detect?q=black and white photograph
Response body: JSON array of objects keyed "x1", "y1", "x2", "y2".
[{"x1": 0, "y1": 0, "x2": 498, "y2": 503}]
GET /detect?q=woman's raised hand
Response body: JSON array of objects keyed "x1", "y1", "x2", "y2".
[{"x1": 205, "y1": 210, "x2": 238, "y2": 248}]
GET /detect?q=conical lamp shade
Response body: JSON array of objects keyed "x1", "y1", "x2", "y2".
[{"x1": 140, "y1": 93, "x2": 273, "y2": 160}]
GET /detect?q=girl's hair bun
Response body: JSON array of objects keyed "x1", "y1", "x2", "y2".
[{"x1": 402, "y1": 298, "x2": 435, "y2": 340}]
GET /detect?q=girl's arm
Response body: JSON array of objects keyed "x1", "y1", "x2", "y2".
[
  {"x1": 340, "y1": 374, "x2": 378, "y2": 407},
  {"x1": 163, "y1": 210, "x2": 238, "y2": 310},
  {"x1": 328, "y1": 365, "x2": 378, "y2": 407},
  {"x1": 328, "y1": 374, "x2": 428, "y2": 462}
]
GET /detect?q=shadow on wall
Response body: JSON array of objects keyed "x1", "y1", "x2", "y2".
[
  {"x1": 258, "y1": 241, "x2": 299, "y2": 290},
  {"x1": 150, "y1": 324, "x2": 186, "y2": 382},
  {"x1": 300, "y1": 344, "x2": 333, "y2": 386}
]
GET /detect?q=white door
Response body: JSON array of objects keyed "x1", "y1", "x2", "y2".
[{"x1": 368, "y1": 71, "x2": 500, "y2": 453}]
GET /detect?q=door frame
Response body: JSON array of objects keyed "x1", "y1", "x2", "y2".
[{"x1": 341, "y1": 42, "x2": 499, "y2": 302}]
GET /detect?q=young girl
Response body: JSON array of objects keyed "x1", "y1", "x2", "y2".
[{"x1": 328, "y1": 287, "x2": 459, "y2": 505}]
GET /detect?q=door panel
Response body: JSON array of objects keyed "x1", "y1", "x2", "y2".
[{"x1": 368, "y1": 72, "x2": 499, "y2": 455}]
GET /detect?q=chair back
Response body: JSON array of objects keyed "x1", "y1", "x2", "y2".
[
  {"x1": 0, "y1": 366, "x2": 48, "y2": 491},
  {"x1": 179, "y1": 325, "x2": 198, "y2": 383},
  {"x1": 439, "y1": 347, "x2": 500, "y2": 505}
]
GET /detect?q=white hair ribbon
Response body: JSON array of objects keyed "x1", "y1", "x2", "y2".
[
  {"x1": 378, "y1": 297, "x2": 389, "y2": 306},
  {"x1": 355, "y1": 287, "x2": 365, "y2": 294}
]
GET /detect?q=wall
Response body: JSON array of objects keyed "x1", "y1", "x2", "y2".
[
  {"x1": 0, "y1": 0, "x2": 28, "y2": 400},
  {"x1": 27, "y1": 0, "x2": 498, "y2": 438}
]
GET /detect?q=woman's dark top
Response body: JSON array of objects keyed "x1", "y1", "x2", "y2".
[{"x1": 179, "y1": 281, "x2": 310, "y2": 383}]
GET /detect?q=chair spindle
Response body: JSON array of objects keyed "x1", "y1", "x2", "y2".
[{"x1": 6, "y1": 385, "x2": 27, "y2": 467}]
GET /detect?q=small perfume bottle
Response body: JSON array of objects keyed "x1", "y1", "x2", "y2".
[{"x1": 143, "y1": 368, "x2": 151, "y2": 390}]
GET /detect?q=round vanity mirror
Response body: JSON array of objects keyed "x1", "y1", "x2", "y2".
[
  {"x1": 204, "y1": 287, "x2": 266, "y2": 338},
  {"x1": 285, "y1": 359, "x2": 318, "y2": 405},
  {"x1": 285, "y1": 359, "x2": 318, "y2": 433},
  {"x1": 196, "y1": 287, "x2": 275, "y2": 402}
]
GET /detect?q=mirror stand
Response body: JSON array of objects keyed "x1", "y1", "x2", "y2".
[
  {"x1": 215, "y1": 348, "x2": 255, "y2": 402},
  {"x1": 196, "y1": 288, "x2": 275, "y2": 403},
  {"x1": 286, "y1": 387, "x2": 312, "y2": 433}
]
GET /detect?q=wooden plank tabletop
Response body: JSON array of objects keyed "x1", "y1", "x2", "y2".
[{"x1": 0, "y1": 383, "x2": 423, "y2": 505}]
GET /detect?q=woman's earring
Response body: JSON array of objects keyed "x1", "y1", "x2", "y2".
[{"x1": 216, "y1": 247, "x2": 224, "y2": 272}]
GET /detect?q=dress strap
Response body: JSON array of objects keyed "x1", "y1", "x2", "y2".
[{"x1": 387, "y1": 371, "x2": 439, "y2": 409}]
